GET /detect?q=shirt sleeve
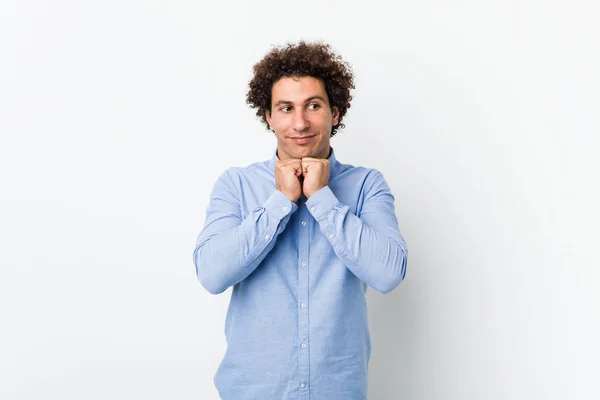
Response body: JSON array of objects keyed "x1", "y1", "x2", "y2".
[
  {"x1": 304, "y1": 170, "x2": 408, "y2": 294},
  {"x1": 193, "y1": 169, "x2": 298, "y2": 294}
]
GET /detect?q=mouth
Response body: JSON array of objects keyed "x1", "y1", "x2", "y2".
[{"x1": 289, "y1": 135, "x2": 316, "y2": 144}]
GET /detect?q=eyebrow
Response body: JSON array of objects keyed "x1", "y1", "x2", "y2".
[{"x1": 273, "y1": 96, "x2": 328, "y2": 108}]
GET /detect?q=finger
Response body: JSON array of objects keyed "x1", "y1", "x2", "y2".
[
  {"x1": 287, "y1": 161, "x2": 302, "y2": 171},
  {"x1": 278, "y1": 160, "x2": 301, "y2": 171}
]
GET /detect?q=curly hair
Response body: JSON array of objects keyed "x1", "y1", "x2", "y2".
[{"x1": 246, "y1": 41, "x2": 355, "y2": 137}]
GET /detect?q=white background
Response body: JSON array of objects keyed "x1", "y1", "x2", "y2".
[{"x1": 1, "y1": 1, "x2": 599, "y2": 399}]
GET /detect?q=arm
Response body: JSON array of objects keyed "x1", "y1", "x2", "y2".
[
  {"x1": 193, "y1": 169, "x2": 297, "y2": 294},
  {"x1": 305, "y1": 170, "x2": 408, "y2": 294}
]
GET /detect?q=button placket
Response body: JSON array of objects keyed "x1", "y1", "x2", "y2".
[{"x1": 297, "y1": 197, "x2": 310, "y2": 396}]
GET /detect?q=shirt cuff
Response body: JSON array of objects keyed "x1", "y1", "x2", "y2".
[
  {"x1": 263, "y1": 190, "x2": 298, "y2": 219},
  {"x1": 305, "y1": 185, "x2": 340, "y2": 221}
]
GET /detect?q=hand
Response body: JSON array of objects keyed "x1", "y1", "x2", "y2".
[
  {"x1": 301, "y1": 157, "x2": 330, "y2": 198},
  {"x1": 275, "y1": 159, "x2": 303, "y2": 202}
]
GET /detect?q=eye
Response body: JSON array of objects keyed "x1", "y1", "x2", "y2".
[
  {"x1": 307, "y1": 103, "x2": 321, "y2": 110},
  {"x1": 280, "y1": 106, "x2": 292, "y2": 112}
]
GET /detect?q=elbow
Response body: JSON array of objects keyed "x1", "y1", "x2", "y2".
[
  {"x1": 197, "y1": 272, "x2": 228, "y2": 295},
  {"x1": 375, "y1": 245, "x2": 408, "y2": 294},
  {"x1": 193, "y1": 246, "x2": 228, "y2": 295},
  {"x1": 375, "y1": 274, "x2": 403, "y2": 294}
]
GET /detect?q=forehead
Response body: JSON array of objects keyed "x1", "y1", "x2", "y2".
[{"x1": 271, "y1": 76, "x2": 328, "y2": 103}]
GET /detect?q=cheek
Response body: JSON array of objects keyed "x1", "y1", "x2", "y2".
[
  {"x1": 274, "y1": 118, "x2": 291, "y2": 131},
  {"x1": 316, "y1": 112, "x2": 332, "y2": 126}
]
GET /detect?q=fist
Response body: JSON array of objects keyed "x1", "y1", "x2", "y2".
[
  {"x1": 275, "y1": 159, "x2": 303, "y2": 202},
  {"x1": 301, "y1": 157, "x2": 330, "y2": 198}
]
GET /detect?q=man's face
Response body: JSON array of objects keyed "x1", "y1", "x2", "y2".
[{"x1": 266, "y1": 76, "x2": 339, "y2": 161}]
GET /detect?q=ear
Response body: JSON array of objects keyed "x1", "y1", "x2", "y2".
[{"x1": 332, "y1": 107, "x2": 340, "y2": 126}]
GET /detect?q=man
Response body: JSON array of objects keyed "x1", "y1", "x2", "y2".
[{"x1": 193, "y1": 41, "x2": 408, "y2": 400}]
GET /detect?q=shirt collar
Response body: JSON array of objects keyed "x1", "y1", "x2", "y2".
[{"x1": 268, "y1": 146, "x2": 339, "y2": 177}]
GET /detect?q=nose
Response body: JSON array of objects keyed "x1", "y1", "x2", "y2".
[{"x1": 293, "y1": 109, "x2": 309, "y2": 132}]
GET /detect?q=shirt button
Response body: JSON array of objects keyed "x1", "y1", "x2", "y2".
[
  {"x1": 301, "y1": 261, "x2": 307, "y2": 267},
  {"x1": 300, "y1": 382, "x2": 306, "y2": 388},
  {"x1": 328, "y1": 233, "x2": 334, "y2": 239},
  {"x1": 301, "y1": 220, "x2": 307, "y2": 226},
  {"x1": 301, "y1": 343, "x2": 307, "y2": 349},
  {"x1": 310, "y1": 206, "x2": 316, "y2": 212},
  {"x1": 301, "y1": 302, "x2": 307, "y2": 308},
  {"x1": 282, "y1": 206, "x2": 288, "y2": 212},
  {"x1": 265, "y1": 234, "x2": 270, "y2": 240}
]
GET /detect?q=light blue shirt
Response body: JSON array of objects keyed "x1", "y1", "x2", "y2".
[{"x1": 193, "y1": 147, "x2": 408, "y2": 400}]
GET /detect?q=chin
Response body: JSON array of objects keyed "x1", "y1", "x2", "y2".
[
  {"x1": 301, "y1": 149, "x2": 320, "y2": 159},
  {"x1": 289, "y1": 146, "x2": 312, "y2": 158}
]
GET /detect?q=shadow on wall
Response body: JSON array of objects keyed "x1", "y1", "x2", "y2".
[{"x1": 367, "y1": 270, "x2": 422, "y2": 399}]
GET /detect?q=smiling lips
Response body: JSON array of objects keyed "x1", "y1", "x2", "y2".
[{"x1": 290, "y1": 135, "x2": 316, "y2": 144}]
